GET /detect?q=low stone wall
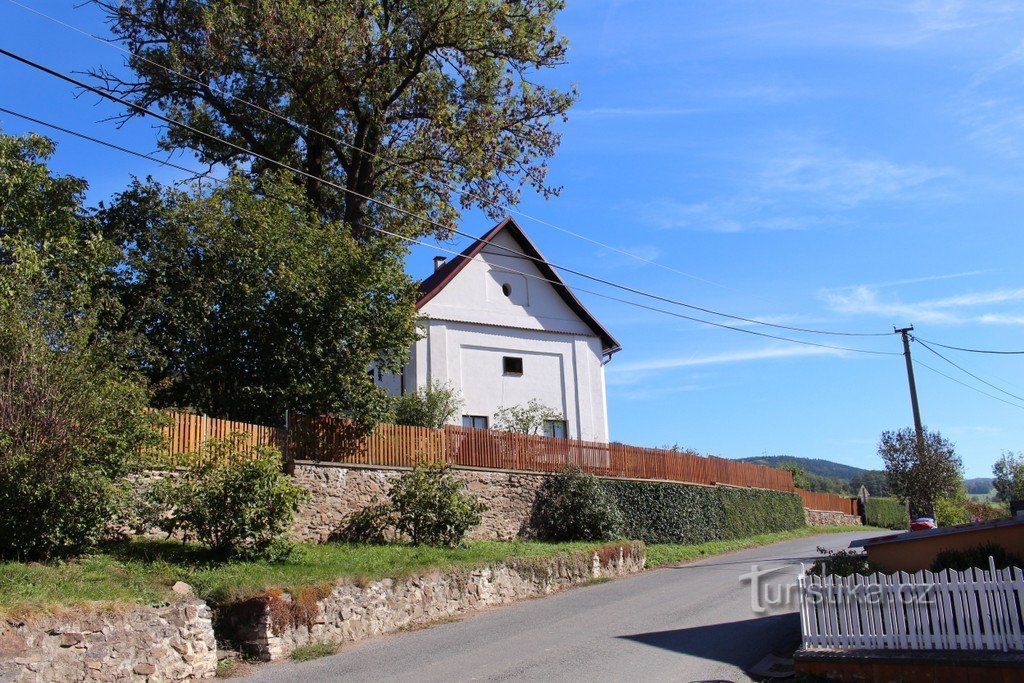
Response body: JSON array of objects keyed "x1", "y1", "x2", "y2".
[
  {"x1": 0, "y1": 600, "x2": 217, "y2": 682},
  {"x1": 221, "y1": 542, "x2": 646, "y2": 661},
  {"x1": 291, "y1": 462, "x2": 546, "y2": 542},
  {"x1": 805, "y1": 508, "x2": 862, "y2": 527}
]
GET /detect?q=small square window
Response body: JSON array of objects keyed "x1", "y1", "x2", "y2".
[
  {"x1": 503, "y1": 356, "x2": 523, "y2": 375},
  {"x1": 543, "y1": 419, "x2": 567, "y2": 439},
  {"x1": 462, "y1": 415, "x2": 488, "y2": 429}
]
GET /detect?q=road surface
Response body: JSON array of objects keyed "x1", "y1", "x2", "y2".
[{"x1": 243, "y1": 530, "x2": 890, "y2": 682}]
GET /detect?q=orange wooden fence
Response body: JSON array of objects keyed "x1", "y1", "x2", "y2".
[
  {"x1": 146, "y1": 409, "x2": 285, "y2": 466},
  {"x1": 797, "y1": 489, "x2": 859, "y2": 516},
  {"x1": 149, "y1": 409, "x2": 858, "y2": 514}
]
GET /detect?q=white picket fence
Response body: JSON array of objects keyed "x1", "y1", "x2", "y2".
[{"x1": 798, "y1": 558, "x2": 1024, "y2": 652}]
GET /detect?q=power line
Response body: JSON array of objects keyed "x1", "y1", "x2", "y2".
[
  {"x1": 913, "y1": 337, "x2": 1024, "y2": 403},
  {"x1": 911, "y1": 336, "x2": 1024, "y2": 356},
  {"x1": 4, "y1": 0, "x2": 734, "y2": 291},
  {"x1": 912, "y1": 358, "x2": 1024, "y2": 411},
  {"x1": 0, "y1": 103, "x2": 901, "y2": 358},
  {"x1": 0, "y1": 106, "x2": 200, "y2": 176},
  {"x1": 0, "y1": 44, "x2": 896, "y2": 340}
]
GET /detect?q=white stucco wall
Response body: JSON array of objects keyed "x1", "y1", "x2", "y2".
[{"x1": 377, "y1": 228, "x2": 613, "y2": 442}]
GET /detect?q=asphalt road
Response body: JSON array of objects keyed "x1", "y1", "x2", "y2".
[{"x1": 243, "y1": 530, "x2": 891, "y2": 683}]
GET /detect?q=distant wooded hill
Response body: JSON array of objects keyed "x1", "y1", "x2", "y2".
[
  {"x1": 965, "y1": 477, "x2": 995, "y2": 495},
  {"x1": 738, "y1": 456, "x2": 889, "y2": 496}
]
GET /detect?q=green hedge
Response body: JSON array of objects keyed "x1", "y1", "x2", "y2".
[
  {"x1": 600, "y1": 480, "x2": 806, "y2": 545},
  {"x1": 865, "y1": 497, "x2": 908, "y2": 530}
]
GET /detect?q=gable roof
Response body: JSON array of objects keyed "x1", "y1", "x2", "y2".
[{"x1": 417, "y1": 217, "x2": 622, "y2": 356}]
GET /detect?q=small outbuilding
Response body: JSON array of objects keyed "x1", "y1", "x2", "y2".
[{"x1": 862, "y1": 516, "x2": 1024, "y2": 572}]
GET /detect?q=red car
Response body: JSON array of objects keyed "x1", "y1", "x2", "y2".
[{"x1": 910, "y1": 517, "x2": 937, "y2": 531}]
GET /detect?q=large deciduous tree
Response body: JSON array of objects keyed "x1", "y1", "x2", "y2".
[
  {"x1": 92, "y1": 0, "x2": 578, "y2": 237},
  {"x1": 878, "y1": 427, "x2": 963, "y2": 519},
  {"x1": 95, "y1": 171, "x2": 419, "y2": 426}
]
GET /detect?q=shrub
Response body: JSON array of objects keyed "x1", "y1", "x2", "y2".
[
  {"x1": 393, "y1": 381, "x2": 463, "y2": 428},
  {"x1": 601, "y1": 480, "x2": 805, "y2": 545},
  {"x1": 154, "y1": 438, "x2": 308, "y2": 560},
  {"x1": 865, "y1": 497, "x2": 908, "y2": 530},
  {"x1": 965, "y1": 500, "x2": 1008, "y2": 522},
  {"x1": 389, "y1": 463, "x2": 486, "y2": 546},
  {"x1": 806, "y1": 546, "x2": 871, "y2": 577},
  {"x1": 0, "y1": 276, "x2": 156, "y2": 561},
  {"x1": 719, "y1": 486, "x2": 806, "y2": 538},
  {"x1": 531, "y1": 468, "x2": 624, "y2": 541},
  {"x1": 602, "y1": 480, "x2": 723, "y2": 544},
  {"x1": 331, "y1": 503, "x2": 396, "y2": 544},
  {"x1": 931, "y1": 543, "x2": 1024, "y2": 573},
  {"x1": 493, "y1": 399, "x2": 562, "y2": 435},
  {"x1": 935, "y1": 492, "x2": 971, "y2": 527}
]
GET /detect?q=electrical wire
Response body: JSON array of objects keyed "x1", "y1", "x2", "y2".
[
  {"x1": 911, "y1": 336, "x2": 1024, "y2": 356},
  {"x1": 913, "y1": 337, "x2": 1024, "y2": 403},
  {"x1": 0, "y1": 12, "x2": 896, "y2": 339},
  {"x1": 0, "y1": 103, "x2": 902, "y2": 358},
  {"x1": 912, "y1": 358, "x2": 1024, "y2": 411}
]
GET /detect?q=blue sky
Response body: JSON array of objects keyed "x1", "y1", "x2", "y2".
[{"x1": 2, "y1": 1, "x2": 1023, "y2": 477}]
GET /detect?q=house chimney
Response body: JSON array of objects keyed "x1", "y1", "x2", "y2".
[{"x1": 433, "y1": 256, "x2": 446, "y2": 272}]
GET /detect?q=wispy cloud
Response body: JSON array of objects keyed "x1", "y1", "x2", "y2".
[
  {"x1": 822, "y1": 285, "x2": 1024, "y2": 324},
  {"x1": 636, "y1": 141, "x2": 954, "y2": 232},
  {"x1": 849, "y1": 270, "x2": 993, "y2": 290},
  {"x1": 759, "y1": 150, "x2": 954, "y2": 208},
  {"x1": 608, "y1": 345, "x2": 842, "y2": 385}
]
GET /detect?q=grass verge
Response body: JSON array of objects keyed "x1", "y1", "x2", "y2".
[
  {"x1": 645, "y1": 525, "x2": 888, "y2": 568},
  {"x1": 0, "y1": 539, "x2": 606, "y2": 615},
  {"x1": 291, "y1": 642, "x2": 340, "y2": 662},
  {"x1": 0, "y1": 525, "x2": 881, "y2": 616}
]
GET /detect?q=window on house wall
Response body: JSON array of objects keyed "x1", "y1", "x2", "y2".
[
  {"x1": 502, "y1": 356, "x2": 523, "y2": 375},
  {"x1": 543, "y1": 419, "x2": 567, "y2": 439},
  {"x1": 462, "y1": 415, "x2": 488, "y2": 430}
]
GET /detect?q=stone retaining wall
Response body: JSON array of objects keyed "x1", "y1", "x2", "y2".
[
  {"x1": 291, "y1": 463, "x2": 547, "y2": 542},
  {"x1": 0, "y1": 600, "x2": 217, "y2": 682},
  {"x1": 805, "y1": 508, "x2": 863, "y2": 527},
  {"x1": 221, "y1": 542, "x2": 646, "y2": 661}
]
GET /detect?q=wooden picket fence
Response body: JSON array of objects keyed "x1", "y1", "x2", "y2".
[
  {"x1": 147, "y1": 408, "x2": 858, "y2": 513},
  {"x1": 145, "y1": 409, "x2": 285, "y2": 466},
  {"x1": 798, "y1": 489, "x2": 859, "y2": 516},
  {"x1": 799, "y1": 558, "x2": 1024, "y2": 652}
]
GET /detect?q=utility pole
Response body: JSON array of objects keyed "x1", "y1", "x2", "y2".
[{"x1": 895, "y1": 325, "x2": 924, "y2": 442}]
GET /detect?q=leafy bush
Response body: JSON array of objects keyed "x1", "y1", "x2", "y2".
[
  {"x1": 806, "y1": 546, "x2": 871, "y2": 577},
  {"x1": 601, "y1": 480, "x2": 723, "y2": 545},
  {"x1": 720, "y1": 486, "x2": 806, "y2": 538},
  {"x1": 393, "y1": 380, "x2": 463, "y2": 428},
  {"x1": 388, "y1": 463, "x2": 487, "y2": 546},
  {"x1": 331, "y1": 503, "x2": 396, "y2": 544},
  {"x1": 493, "y1": 399, "x2": 562, "y2": 435},
  {"x1": 601, "y1": 480, "x2": 805, "y2": 545},
  {"x1": 931, "y1": 543, "x2": 1024, "y2": 573},
  {"x1": 965, "y1": 500, "x2": 1008, "y2": 522},
  {"x1": 530, "y1": 468, "x2": 624, "y2": 541},
  {"x1": 154, "y1": 439, "x2": 309, "y2": 560},
  {"x1": 935, "y1": 492, "x2": 971, "y2": 527},
  {"x1": 0, "y1": 244, "x2": 156, "y2": 561},
  {"x1": 865, "y1": 497, "x2": 908, "y2": 530}
]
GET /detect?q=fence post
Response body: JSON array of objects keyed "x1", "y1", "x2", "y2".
[{"x1": 282, "y1": 408, "x2": 294, "y2": 475}]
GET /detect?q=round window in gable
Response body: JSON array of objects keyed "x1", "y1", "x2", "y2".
[{"x1": 501, "y1": 283, "x2": 512, "y2": 297}]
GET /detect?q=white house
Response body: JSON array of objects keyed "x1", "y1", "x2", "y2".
[{"x1": 376, "y1": 217, "x2": 621, "y2": 442}]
